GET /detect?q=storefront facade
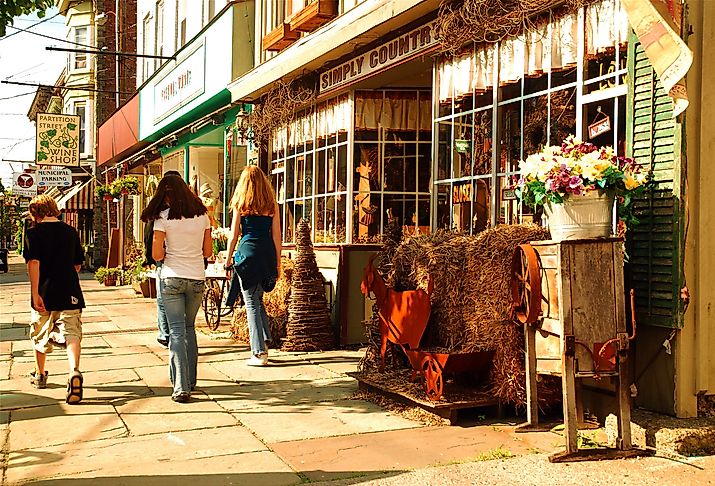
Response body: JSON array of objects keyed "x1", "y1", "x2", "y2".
[
  {"x1": 97, "y1": 1, "x2": 256, "y2": 261},
  {"x1": 224, "y1": 0, "x2": 713, "y2": 416}
]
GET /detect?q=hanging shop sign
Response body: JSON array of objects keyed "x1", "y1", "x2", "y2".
[
  {"x1": 35, "y1": 113, "x2": 81, "y2": 166},
  {"x1": 153, "y1": 42, "x2": 206, "y2": 124},
  {"x1": 588, "y1": 114, "x2": 612, "y2": 140},
  {"x1": 12, "y1": 172, "x2": 38, "y2": 198},
  {"x1": 37, "y1": 168, "x2": 73, "y2": 187},
  {"x1": 319, "y1": 20, "x2": 438, "y2": 95}
]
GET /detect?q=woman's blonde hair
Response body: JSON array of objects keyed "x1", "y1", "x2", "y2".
[
  {"x1": 28, "y1": 194, "x2": 60, "y2": 219},
  {"x1": 230, "y1": 165, "x2": 276, "y2": 215}
]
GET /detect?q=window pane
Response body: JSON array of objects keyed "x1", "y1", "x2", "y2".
[
  {"x1": 436, "y1": 184, "x2": 450, "y2": 230},
  {"x1": 417, "y1": 143, "x2": 430, "y2": 193},
  {"x1": 549, "y1": 87, "x2": 576, "y2": 147},
  {"x1": 353, "y1": 192, "x2": 381, "y2": 244},
  {"x1": 471, "y1": 109, "x2": 493, "y2": 176},
  {"x1": 436, "y1": 121, "x2": 450, "y2": 182}
]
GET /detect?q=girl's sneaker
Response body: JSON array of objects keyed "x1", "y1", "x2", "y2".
[
  {"x1": 30, "y1": 371, "x2": 48, "y2": 389},
  {"x1": 246, "y1": 353, "x2": 268, "y2": 366}
]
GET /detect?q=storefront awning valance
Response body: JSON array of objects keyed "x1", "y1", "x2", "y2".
[{"x1": 57, "y1": 179, "x2": 93, "y2": 211}]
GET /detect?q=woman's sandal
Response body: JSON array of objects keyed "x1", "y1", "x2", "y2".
[{"x1": 66, "y1": 370, "x2": 83, "y2": 404}]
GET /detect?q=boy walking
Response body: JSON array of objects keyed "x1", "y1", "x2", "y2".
[{"x1": 23, "y1": 194, "x2": 86, "y2": 404}]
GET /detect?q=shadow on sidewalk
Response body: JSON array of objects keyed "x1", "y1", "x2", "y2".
[{"x1": 23, "y1": 470, "x2": 406, "y2": 485}]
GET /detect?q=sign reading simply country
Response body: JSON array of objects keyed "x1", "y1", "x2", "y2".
[
  {"x1": 36, "y1": 113, "x2": 81, "y2": 166},
  {"x1": 37, "y1": 168, "x2": 72, "y2": 187},
  {"x1": 319, "y1": 20, "x2": 438, "y2": 94}
]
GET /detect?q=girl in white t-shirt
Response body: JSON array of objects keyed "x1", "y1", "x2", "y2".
[{"x1": 144, "y1": 176, "x2": 212, "y2": 403}]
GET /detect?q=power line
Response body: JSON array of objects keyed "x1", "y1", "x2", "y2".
[
  {"x1": 0, "y1": 91, "x2": 36, "y2": 101},
  {"x1": 5, "y1": 23, "x2": 95, "y2": 49},
  {"x1": 1, "y1": 13, "x2": 61, "y2": 42},
  {"x1": 1, "y1": 80, "x2": 134, "y2": 95}
]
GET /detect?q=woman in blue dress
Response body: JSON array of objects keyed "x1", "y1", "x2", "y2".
[{"x1": 225, "y1": 166, "x2": 282, "y2": 366}]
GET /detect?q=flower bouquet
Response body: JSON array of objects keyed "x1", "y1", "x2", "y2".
[
  {"x1": 515, "y1": 136, "x2": 650, "y2": 239},
  {"x1": 211, "y1": 227, "x2": 230, "y2": 256}
]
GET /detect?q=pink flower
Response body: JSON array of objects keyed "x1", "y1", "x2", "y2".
[{"x1": 568, "y1": 176, "x2": 582, "y2": 188}]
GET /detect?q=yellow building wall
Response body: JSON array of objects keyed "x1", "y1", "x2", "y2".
[{"x1": 677, "y1": 0, "x2": 715, "y2": 417}]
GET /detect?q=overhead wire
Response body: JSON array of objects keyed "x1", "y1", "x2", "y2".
[
  {"x1": 0, "y1": 13, "x2": 61, "y2": 42},
  {"x1": 5, "y1": 23, "x2": 96, "y2": 49},
  {"x1": 0, "y1": 91, "x2": 36, "y2": 101}
]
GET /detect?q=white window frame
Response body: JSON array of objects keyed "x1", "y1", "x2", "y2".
[
  {"x1": 155, "y1": 0, "x2": 165, "y2": 70},
  {"x1": 142, "y1": 13, "x2": 154, "y2": 82},
  {"x1": 69, "y1": 26, "x2": 90, "y2": 72}
]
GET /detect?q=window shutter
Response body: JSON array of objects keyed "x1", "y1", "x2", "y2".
[{"x1": 626, "y1": 33, "x2": 685, "y2": 328}]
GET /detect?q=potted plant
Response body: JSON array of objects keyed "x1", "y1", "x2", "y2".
[
  {"x1": 515, "y1": 136, "x2": 650, "y2": 241},
  {"x1": 111, "y1": 176, "x2": 140, "y2": 196},
  {"x1": 95, "y1": 184, "x2": 113, "y2": 201},
  {"x1": 210, "y1": 227, "x2": 230, "y2": 261},
  {"x1": 94, "y1": 266, "x2": 122, "y2": 286}
]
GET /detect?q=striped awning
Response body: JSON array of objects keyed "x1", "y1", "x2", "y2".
[{"x1": 59, "y1": 180, "x2": 94, "y2": 211}]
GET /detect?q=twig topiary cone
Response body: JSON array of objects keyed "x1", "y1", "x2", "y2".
[{"x1": 282, "y1": 219, "x2": 335, "y2": 351}]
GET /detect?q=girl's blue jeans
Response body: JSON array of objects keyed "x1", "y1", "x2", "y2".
[
  {"x1": 241, "y1": 283, "x2": 271, "y2": 356},
  {"x1": 160, "y1": 277, "x2": 203, "y2": 396}
]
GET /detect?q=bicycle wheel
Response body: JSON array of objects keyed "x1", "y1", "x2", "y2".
[{"x1": 202, "y1": 280, "x2": 221, "y2": 331}]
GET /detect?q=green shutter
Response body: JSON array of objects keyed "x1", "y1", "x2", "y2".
[{"x1": 626, "y1": 34, "x2": 685, "y2": 328}]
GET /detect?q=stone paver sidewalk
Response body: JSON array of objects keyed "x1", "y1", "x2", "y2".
[{"x1": 2, "y1": 252, "x2": 713, "y2": 485}]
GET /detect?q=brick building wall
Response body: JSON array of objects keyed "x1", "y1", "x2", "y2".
[{"x1": 93, "y1": 0, "x2": 137, "y2": 268}]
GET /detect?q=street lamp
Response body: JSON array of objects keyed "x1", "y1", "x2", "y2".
[{"x1": 95, "y1": 10, "x2": 119, "y2": 108}]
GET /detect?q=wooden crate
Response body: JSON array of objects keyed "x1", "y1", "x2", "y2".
[
  {"x1": 289, "y1": 0, "x2": 338, "y2": 32},
  {"x1": 262, "y1": 22, "x2": 301, "y2": 52}
]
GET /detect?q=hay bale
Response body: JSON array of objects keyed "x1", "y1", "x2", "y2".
[
  {"x1": 384, "y1": 223, "x2": 559, "y2": 406},
  {"x1": 231, "y1": 257, "x2": 294, "y2": 347}
]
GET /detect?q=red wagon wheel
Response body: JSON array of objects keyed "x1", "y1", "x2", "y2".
[
  {"x1": 511, "y1": 243, "x2": 542, "y2": 324},
  {"x1": 421, "y1": 356, "x2": 444, "y2": 401}
]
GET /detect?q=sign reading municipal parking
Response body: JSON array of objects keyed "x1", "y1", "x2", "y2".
[
  {"x1": 12, "y1": 172, "x2": 38, "y2": 198},
  {"x1": 319, "y1": 20, "x2": 439, "y2": 94},
  {"x1": 36, "y1": 113, "x2": 81, "y2": 166},
  {"x1": 37, "y1": 168, "x2": 72, "y2": 187}
]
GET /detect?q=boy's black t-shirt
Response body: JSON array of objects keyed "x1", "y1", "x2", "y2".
[{"x1": 23, "y1": 221, "x2": 85, "y2": 311}]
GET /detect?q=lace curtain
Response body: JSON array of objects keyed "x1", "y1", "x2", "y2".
[
  {"x1": 271, "y1": 94, "x2": 351, "y2": 152},
  {"x1": 354, "y1": 91, "x2": 431, "y2": 131},
  {"x1": 437, "y1": 0, "x2": 629, "y2": 102}
]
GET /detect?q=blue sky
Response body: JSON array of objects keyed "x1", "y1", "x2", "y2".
[{"x1": 0, "y1": 8, "x2": 67, "y2": 189}]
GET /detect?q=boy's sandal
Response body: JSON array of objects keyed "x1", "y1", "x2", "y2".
[{"x1": 66, "y1": 370, "x2": 83, "y2": 405}]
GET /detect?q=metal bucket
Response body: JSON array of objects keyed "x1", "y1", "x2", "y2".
[{"x1": 544, "y1": 191, "x2": 614, "y2": 241}]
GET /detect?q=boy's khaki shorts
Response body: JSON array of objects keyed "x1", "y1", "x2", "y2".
[{"x1": 29, "y1": 309, "x2": 82, "y2": 353}]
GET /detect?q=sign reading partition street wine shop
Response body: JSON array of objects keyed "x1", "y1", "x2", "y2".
[
  {"x1": 36, "y1": 113, "x2": 81, "y2": 166},
  {"x1": 319, "y1": 20, "x2": 438, "y2": 95}
]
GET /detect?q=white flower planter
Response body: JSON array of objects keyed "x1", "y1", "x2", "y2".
[{"x1": 544, "y1": 191, "x2": 614, "y2": 241}]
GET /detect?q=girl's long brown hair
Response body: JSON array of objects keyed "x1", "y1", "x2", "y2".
[
  {"x1": 230, "y1": 165, "x2": 276, "y2": 216},
  {"x1": 141, "y1": 174, "x2": 207, "y2": 221}
]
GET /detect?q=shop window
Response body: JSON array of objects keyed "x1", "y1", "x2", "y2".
[
  {"x1": 271, "y1": 94, "x2": 350, "y2": 244},
  {"x1": 433, "y1": 1, "x2": 628, "y2": 234},
  {"x1": 353, "y1": 90, "x2": 431, "y2": 244},
  {"x1": 189, "y1": 145, "x2": 224, "y2": 228}
]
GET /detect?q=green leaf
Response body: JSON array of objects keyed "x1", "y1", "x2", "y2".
[
  {"x1": 37, "y1": 152, "x2": 47, "y2": 161},
  {"x1": 46, "y1": 129, "x2": 57, "y2": 138},
  {"x1": 66, "y1": 123, "x2": 77, "y2": 130},
  {"x1": 40, "y1": 140, "x2": 49, "y2": 148},
  {"x1": 61, "y1": 140, "x2": 70, "y2": 148}
]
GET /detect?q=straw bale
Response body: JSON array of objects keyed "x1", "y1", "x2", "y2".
[{"x1": 378, "y1": 223, "x2": 560, "y2": 406}]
